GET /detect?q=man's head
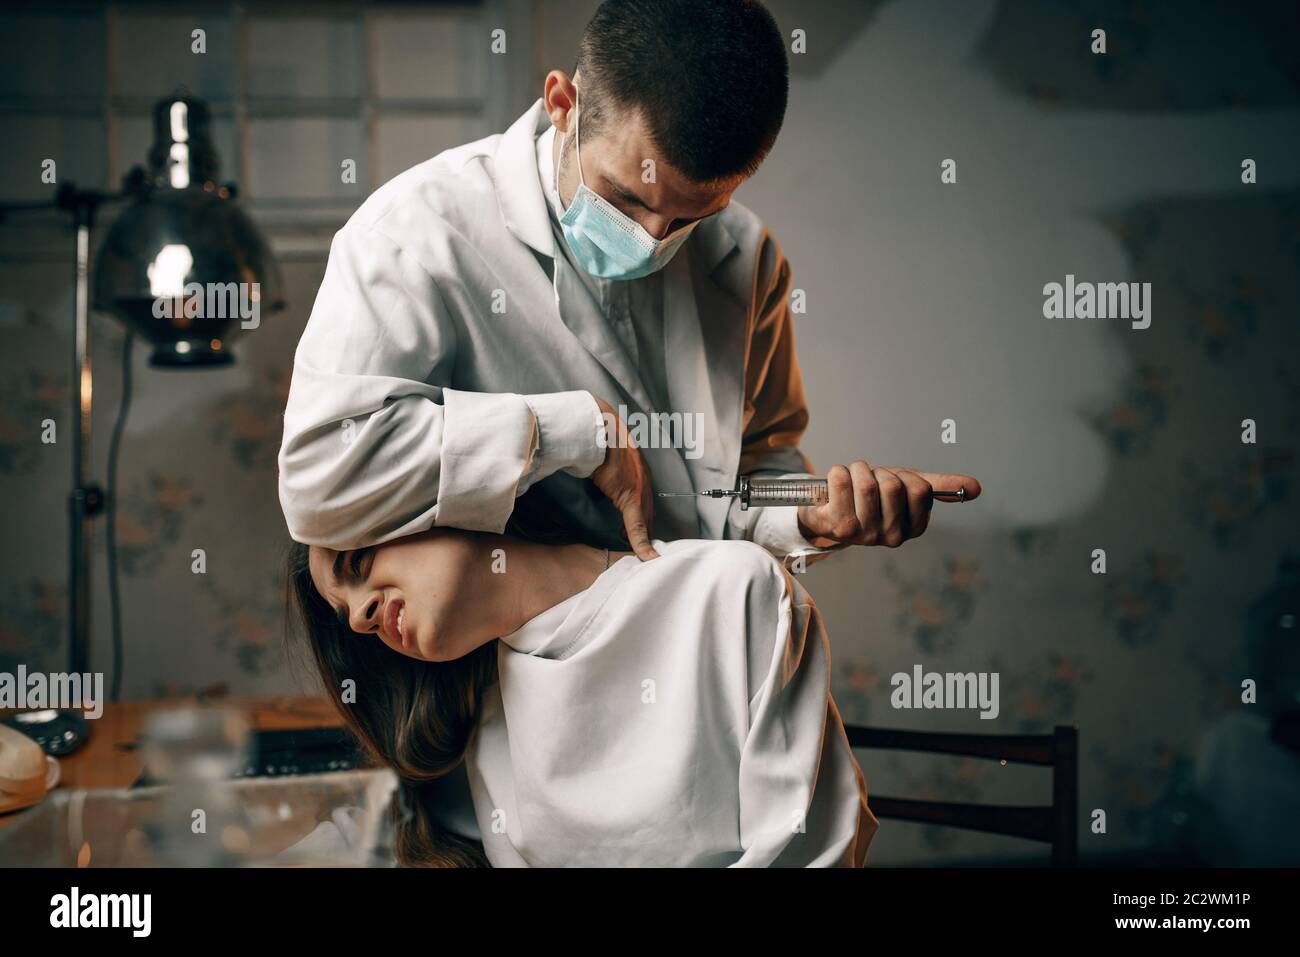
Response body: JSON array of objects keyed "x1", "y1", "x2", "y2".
[{"x1": 545, "y1": 0, "x2": 789, "y2": 242}]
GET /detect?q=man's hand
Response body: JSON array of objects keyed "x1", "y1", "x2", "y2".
[
  {"x1": 589, "y1": 395, "x2": 659, "y2": 561},
  {"x1": 796, "y1": 461, "x2": 981, "y2": 548}
]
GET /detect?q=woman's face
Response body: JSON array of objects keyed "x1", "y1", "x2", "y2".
[{"x1": 308, "y1": 530, "x2": 485, "y2": 663}]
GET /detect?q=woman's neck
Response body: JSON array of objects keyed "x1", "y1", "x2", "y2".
[{"x1": 494, "y1": 538, "x2": 633, "y2": 637}]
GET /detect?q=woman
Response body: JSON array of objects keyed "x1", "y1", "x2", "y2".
[{"x1": 285, "y1": 498, "x2": 878, "y2": 867}]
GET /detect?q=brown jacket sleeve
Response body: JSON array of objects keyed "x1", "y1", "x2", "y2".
[{"x1": 739, "y1": 231, "x2": 816, "y2": 477}]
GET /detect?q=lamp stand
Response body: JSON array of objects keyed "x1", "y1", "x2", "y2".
[{"x1": 62, "y1": 186, "x2": 107, "y2": 679}]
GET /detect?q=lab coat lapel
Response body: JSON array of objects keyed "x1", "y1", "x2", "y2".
[
  {"x1": 495, "y1": 99, "x2": 656, "y2": 418},
  {"x1": 664, "y1": 219, "x2": 743, "y2": 540},
  {"x1": 554, "y1": 260, "x2": 658, "y2": 418},
  {"x1": 494, "y1": 100, "x2": 555, "y2": 261}
]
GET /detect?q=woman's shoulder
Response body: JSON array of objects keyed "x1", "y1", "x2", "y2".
[
  {"x1": 502, "y1": 539, "x2": 793, "y2": 660},
  {"x1": 644, "y1": 539, "x2": 791, "y2": 595}
]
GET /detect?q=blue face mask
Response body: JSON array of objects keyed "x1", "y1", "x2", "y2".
[{"x1": 556, "y1": 90, "x2": 700, "y2": 281}]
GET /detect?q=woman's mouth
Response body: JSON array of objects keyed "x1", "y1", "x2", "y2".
[{"x1": 385, "y1": 598, "x2": 407, "y2": 648}]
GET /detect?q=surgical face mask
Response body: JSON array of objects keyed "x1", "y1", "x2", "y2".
[{"x1": 556, "y1": 89, "x2": 700, "y2": 281}]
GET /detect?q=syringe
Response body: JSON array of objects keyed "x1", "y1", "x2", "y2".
[{"x1": 658, "y1": 476, "x2": 966, "y2": 510}]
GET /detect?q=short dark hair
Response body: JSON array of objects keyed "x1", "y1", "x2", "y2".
[{"x1": 575, "y1": 0, "x2": 789, "y2": 184}]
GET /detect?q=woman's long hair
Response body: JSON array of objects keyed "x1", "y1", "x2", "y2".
[{"x1": 283, "y1": 483, "x2": 593, "y2": 867}]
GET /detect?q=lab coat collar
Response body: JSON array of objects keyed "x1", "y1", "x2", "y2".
[
  {"x1": 499, "y1": 553, "x2": 641, "y2": 657},
  {"x1": 494, "y1": 100, "x2": 744, "y2": 539},
  {"x1": 493, "y1": 99, "x2": 740, "y2": 275},
  {"x1": 498, "y1": 590, "x2": 579, "y2": 656},
  {"x1": 495, "y1": 99, "x2": 557, "y2": 260}
]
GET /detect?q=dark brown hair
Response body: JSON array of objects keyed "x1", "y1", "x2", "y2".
[
  {"x1": 576, "y1": 0, "x2": 789, "y2": 183},
  {"x1": 283, "y1": 485, "x2": 594, "y2": 866}
]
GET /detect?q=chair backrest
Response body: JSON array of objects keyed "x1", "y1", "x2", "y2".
[{"x1": 844, "y1": 723, "x2": 1078, "y2": 865}]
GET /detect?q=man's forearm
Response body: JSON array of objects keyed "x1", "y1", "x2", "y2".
[{"x1": 278, "y1": 385, "x2": 605, "y2": 549}]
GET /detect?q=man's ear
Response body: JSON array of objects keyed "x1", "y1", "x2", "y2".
[{"x1": 544, "y1": 70, "x2": 577, "y2": 133}]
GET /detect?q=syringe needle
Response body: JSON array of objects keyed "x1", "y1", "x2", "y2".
[{"x1": 657, "y1": 490, "x2": 733, "y2": 499}]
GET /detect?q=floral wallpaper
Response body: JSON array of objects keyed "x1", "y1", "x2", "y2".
[
  {"x1": 828, "y1": 195, "x2": 1297, "y2": 867},
  {"x1": 0, "y1": 259, "x2": 315, "y2": 697},
  {"x1": 1, "y1": 0, "x2": 1297, "y2": 866}
]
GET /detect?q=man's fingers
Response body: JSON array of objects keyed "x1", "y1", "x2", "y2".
[
  {"x1": 640, "y1": 487, "x2": 656, "y2": 538},
  {"x1": 872, "y1": 467, "x2": 908, "y2": 547},
  {"x1": 621, "y1": 501, "x2": 659, "y2": 561},
  {"x1": 798, "y1": 463, "x2": 979, "y2": 547},
  {"x1": 895, "y1": 468, "x2": 934, "y2": 539},
  {"x1": 845, "y1": 461, "x2": 877, "y2": 544},
  {"x1": 635, "y1": 459, "x2": 658, "y2": 559},
  {"x1": 814, "y1": 464, "x2": 853, "y2": 540},
  {"x1": 825, "y1": 464, "x2": 855, "y2": 508},
  {"x1": 909, "y1": 472, "x2": 981, "y2": 502}
]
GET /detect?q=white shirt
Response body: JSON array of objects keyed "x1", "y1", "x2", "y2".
[{"x1": 462, "y1": 538, "x2": 877, "y2": 866}]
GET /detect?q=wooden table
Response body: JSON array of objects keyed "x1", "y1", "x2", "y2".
[{"x1": 0, "y1": 694, "x2": 341, "y2": 834}]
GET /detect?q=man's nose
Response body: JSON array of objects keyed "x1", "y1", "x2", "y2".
[
  {"x1": 647, "y1": 217, "x2": 674, "y2": 240},
  {"x1": 631, "y1": 210, "x2": 675, "y2": 240},
  {"x1": 642, "y1": 215, "x2": 676, "y2": 240}
]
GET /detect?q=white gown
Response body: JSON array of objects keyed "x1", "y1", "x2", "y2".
[{"x1": 460, "y1": 538, "x2": 877, "y2": 867}]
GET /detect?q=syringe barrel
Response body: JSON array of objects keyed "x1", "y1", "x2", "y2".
[{"x1": 737, "y1": 476, "x2": 829, "y2": 510}]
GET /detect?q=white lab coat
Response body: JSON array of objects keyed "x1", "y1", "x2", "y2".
[
  {"x1": 277, "y1": 99, "x2": 832, "y2": 564},
  {"x1": 461, "y1": 538, "x2": 877, "y2": 867}
]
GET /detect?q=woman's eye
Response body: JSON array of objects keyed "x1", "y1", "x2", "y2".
[{"x1": 349, "y1": 547, "x2": 371, "y2": 579}]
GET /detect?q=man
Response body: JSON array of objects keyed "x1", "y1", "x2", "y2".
[{"x1": 278, "y1": 0, "x2": 979, "y2": 568}]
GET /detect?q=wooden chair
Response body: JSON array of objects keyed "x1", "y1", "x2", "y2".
[{"x1": 844, "y1": 723, "x2": 1078, "y2": 865}]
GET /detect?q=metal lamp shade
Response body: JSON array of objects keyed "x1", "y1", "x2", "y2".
[{"x1": 93, "y1": 95, "x2": 283, "y2": 367}]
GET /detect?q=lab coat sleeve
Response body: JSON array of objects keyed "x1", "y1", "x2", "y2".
[
  {"x1": 278, "y1": 223, "x2": 606, "y2": 548},
  {"x1": 724, "y1": 233, "x2": 845, "y2": 568}
]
